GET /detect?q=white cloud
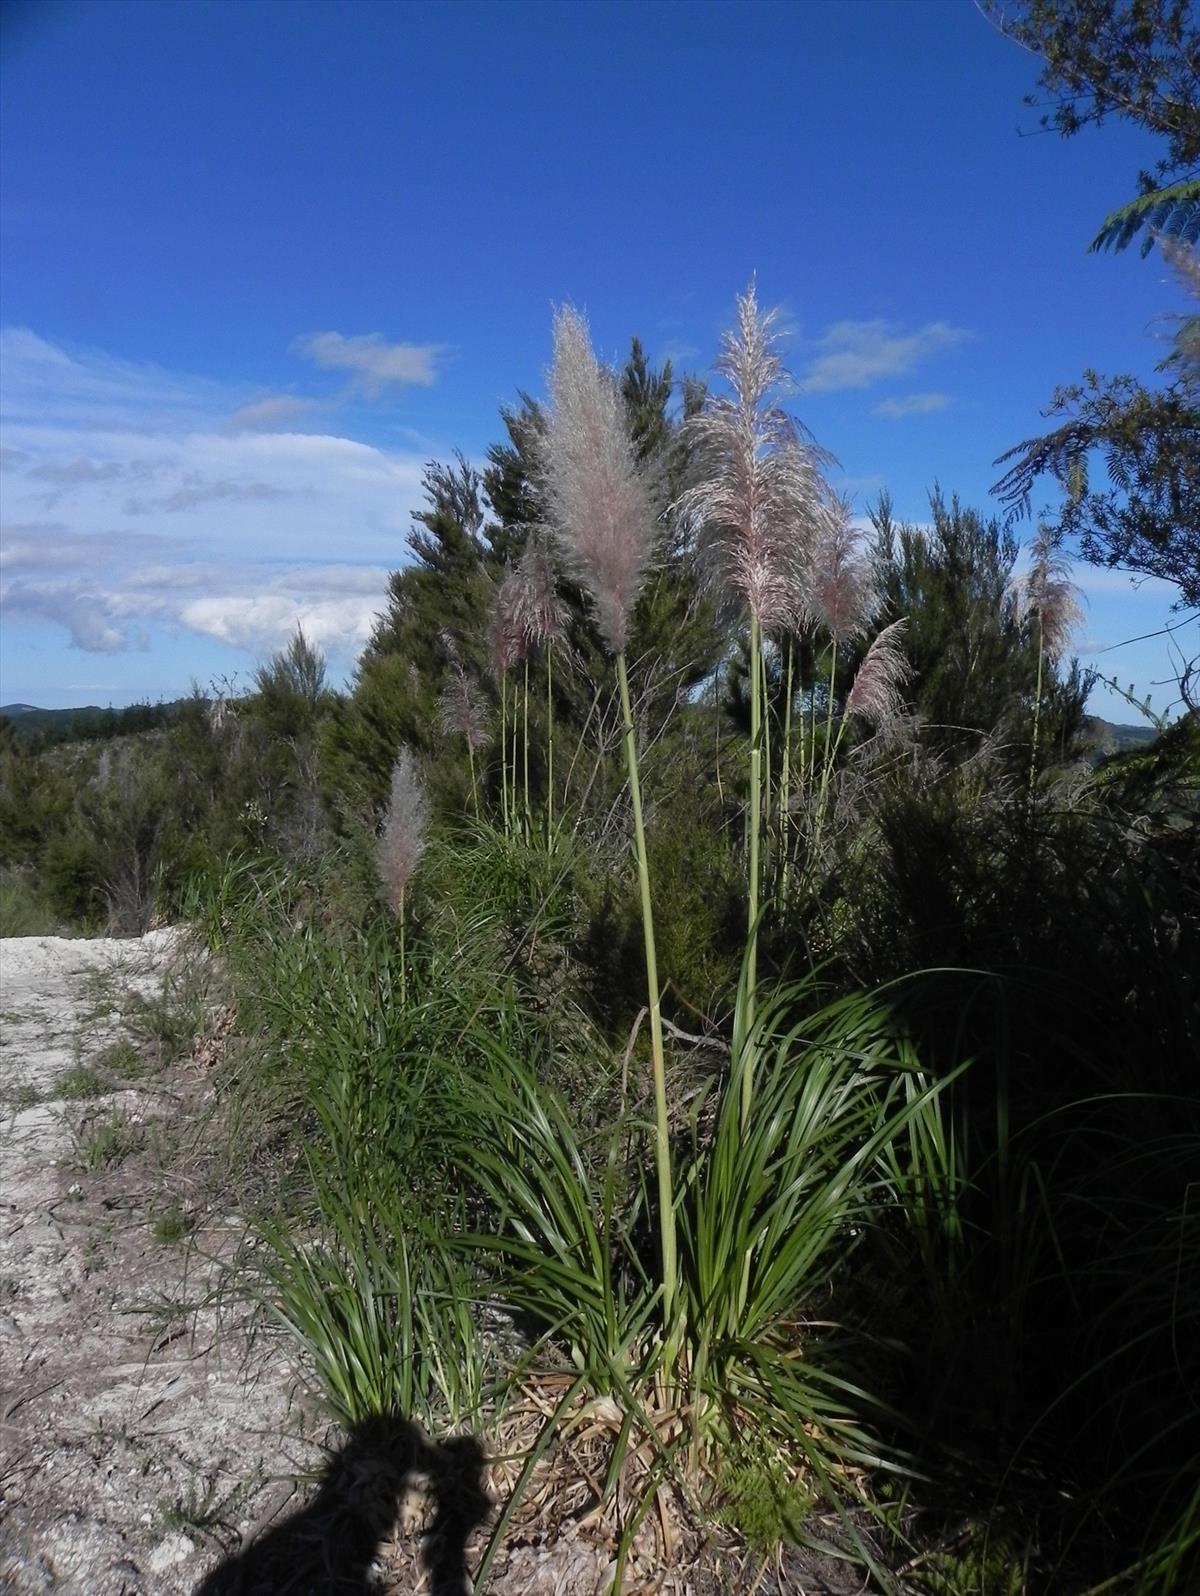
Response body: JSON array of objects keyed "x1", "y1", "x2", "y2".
[
  {"x1": 179, "y1": 590, "x2": 385, "y2": 654},
  {"x1": 872, "y1": 391, "x2": 952, "y2": 419},
  {"x1": 227, "y1": 394, "x2": 320, "y2": 431},
  {"x1": 293, "y1": 330, "x2": 443, "y2": 395},
  {"x1": 0, "y1": 328, "x2": 428, "y2": 664},
  {"x1": 802, "y1": 319, "x2": 969, "y2": 394}
]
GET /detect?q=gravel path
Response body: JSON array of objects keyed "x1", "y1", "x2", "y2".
[{"x1": 0, "y1": 933, "x2": 315, "y2": 1595}]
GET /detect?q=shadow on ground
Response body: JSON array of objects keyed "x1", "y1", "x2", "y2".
[{"x1": 193, "y1": 1416, "x2": 488, "y2": 1596}]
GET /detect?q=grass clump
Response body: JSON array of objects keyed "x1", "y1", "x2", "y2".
[
  {"x1": 56, "y1": 1062, "x2": 110, "y2": 1100},
  {"x1": 96, "y1": 1039, "x2": 145, "y2": 1080},
  {"x1": 151, "y1": 1204, "x2": 194, "y2": 1244},
  {"x1": 75, "y1": 1109, "x2": 144, "y2": 1170}
]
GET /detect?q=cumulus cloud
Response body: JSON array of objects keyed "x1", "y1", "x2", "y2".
[
  {"x1": 227, "y1": 394, "x2": 320, "y2": 431},
  {"x1": 179, "y1": 590, "x2": 384, "y2": 654},
  {"x1": 0, "y1": 327, "x2": 429, "y2": 667},
  {"x1": 293, "y1": 330, "x2": 443, "y2": 395},
  {"x1": 0, "y1": 446, "x2": 30, "y2": 470},
  {"x1": 802, "y1": 320, "x2": 969, "y2": 394},
  {"x1": 2, "y1": 579, "x2": 144, "y2": 653},
  {"x1": 872, "y1": 391, "x2": 953, "y2": 419}
]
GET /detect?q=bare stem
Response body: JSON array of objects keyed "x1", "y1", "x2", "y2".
[
  {"x1": 1029, "y1": 617, "x2": 1045, "y2": 798},
  {"x1": 500, "y1": 675, "x2": 509, "y2": 833},
  {"x1": 616, "y1": 650, "x2": 678, "y2": 1356},
  {"x1": 523, "y1": 655, "x2": 531, "y2": 839},
  {"x1": 780, "y1": 637, "x2": 794, "y2": 903},
  {"x1": 744, "y1": 610, "x2": 762, "y2": 1128},
  {"x1": 546, "y1": 647, "x2": 554, "y2": 843},
  {"x1": 399, "y1": 883, "x2": 406, "y2": 1007}
]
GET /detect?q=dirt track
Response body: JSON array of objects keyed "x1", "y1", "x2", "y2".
[{"x1": 0, "y1": 933, "x2": 315, "y2": 1595}]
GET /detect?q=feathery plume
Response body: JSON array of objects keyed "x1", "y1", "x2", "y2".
[
  {"x1": 511, "y1": 535, "x2": 567, "y2": 648},
  {"x1": 540, "y1": 305, "x2": 655, "y2": 654},
  {"x1": 806, "y1": 495, "x2": 878, "y2": 642},
  {"x1": 845, "y1": 618, "x2": 912, "y2": 731},
  {"x1": 1010, "y1": 525, "x2": 1084, "y2": 659},
  {"x1": 677, "y1": 282, "x2": 833, "y2": 630},
  {"x1": 487, "y1": 567, "x2": 526, "y2": 679},
  {"x1": 376, "y1": 748, "x2": 429, "y2": 915},
  {"x1": 438, "y1": 654, "x2": 490, "y2": 752}
]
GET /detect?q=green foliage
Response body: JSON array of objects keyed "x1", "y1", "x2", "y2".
[
  {"x1": 983, "y1": 0, "x2": 1200, "y2": 192},
  {"x1": 985, "y1": 0, "x2": 1200, "y2": 627},
  {"x1": 1092, "y1": 176, "x2": 1200, "y2": 255},
  {"x1": 0, "y1": 867, "x2": 63, "y2": 936},
  {"x1": 872, "y1": 489, "x2": 1042, "y2": 754},
  {"x1": 56, "y1": 1063, "x2": 109, "y2": 1100},
  {"x1": 712, "y1": 1446, "x2": 815, "y2": 1551},
  {"x1": 151, "y1": 1204, "x2": 194, "y2": 1244},
  {"x1": 74, "y1": 1109, "x2": 144, "y2": 1170},
  {"x1": 994, "y1": 365, "x2": 1200, "y2": 608}
]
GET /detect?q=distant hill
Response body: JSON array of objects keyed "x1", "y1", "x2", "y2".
[
  {"x1": 0, "y1": 700, "x2": 195, "y2": 745},
  {"x1": 1084, "y1": 717, "x2": 1161, "y2": 756}
]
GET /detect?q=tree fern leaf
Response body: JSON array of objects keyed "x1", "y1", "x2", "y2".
[{"x1": 1090, "y1": 180, "x2": 1200, "y2": 256}]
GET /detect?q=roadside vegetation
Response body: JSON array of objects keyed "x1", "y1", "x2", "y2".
[{"x1": 1, "y1": 9, "x2": 1196, "y2": 1586}]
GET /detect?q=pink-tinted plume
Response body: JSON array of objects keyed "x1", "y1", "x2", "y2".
[
  {"x1": 845, "y1": 618, "x2": 911, "y2": 731},
  {"x1": 676, "y1": 282, "x2": 834, "y2": 632},
  {"x1": 540, "y1": 306, "x2": 656, "y2": 655},
  {"x1": 376, "y1": 747, "x2": 429, "y2": 914}
]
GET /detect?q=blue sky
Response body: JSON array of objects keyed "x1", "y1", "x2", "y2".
[{"x1": 1, "y1": 0, "x2": 1193, "y2": 720}]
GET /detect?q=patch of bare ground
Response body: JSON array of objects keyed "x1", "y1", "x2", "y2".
[{"x1": 0, "y1": 931, "x2": 321, "y2": 1594}]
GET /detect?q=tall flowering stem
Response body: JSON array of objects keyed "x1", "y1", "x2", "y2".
[
  {"x1": 806, "y1": 497, "x2": 878, "y2": 841},
  {"x1": 1010, "y1": 525, "x2": 1083, "y2": 795},
  {"x1": 779, "y1": 635, "x2": 795, "y2": 901},
  {"x1": 540, "y1": 304, "x2": 678, "y2": 1359},
  {"x1": 488, "y1": 571, "x2": 525, "y2": 834},
  {"x1": 376, "y1": 748, "x2": 429, "y2": 1004},
  {"x1": 439, "y1": 642, "x2": 490, "y2": 821},
  {"x1": 511, "y1": 537, "x2": 566, "y2": 841},
  {"x1": 677, "y1": 283, "x2": 833, "y2": 1124}
]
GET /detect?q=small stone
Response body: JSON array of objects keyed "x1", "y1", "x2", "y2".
[{"x1": 147, "y1": 1533, "x2": 194, "y2": 1574}]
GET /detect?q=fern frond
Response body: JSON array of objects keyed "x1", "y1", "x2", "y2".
[{"x1": 1090, "y1": 179, "x2": 1200, "y2": 258}]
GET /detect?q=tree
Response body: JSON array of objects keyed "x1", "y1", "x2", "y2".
[
  {"x1": 872, "y1": 488, "x2": 1088, "y2": 763},
  {"x1": 982, "y1": 0, "x2": 1200, "y2": 254},
  {"x1": 993, "y1": 240, "x2": 1200, "y2": 607},
  {"x1": 984, "y1": 1, "x2": 1200, "y2": 615}
]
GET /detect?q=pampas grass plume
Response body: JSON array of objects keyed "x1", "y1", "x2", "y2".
[
  {"x1": 438, "y1": 657, "x2": 490, "y2": 752},
  {"x1": 541, "y1": 305, "x2": 655, "y2": 655},
  {"x1": 845, "y1": 618, "x2": 912, "y2": 731},
  {"x1": 512, "y1": 536, "x2": 567, "y2": 648},
  {"x1": 377, "y1": 748, "x2": 429, "y2": 915},
  {"x1": 1011, "y1": 525, "x2": 1084, "y2": 659},
  {"x1": 487, "y1": 567, "x2": 526, "y2": 679},
  {"x1": 677, "y1": 281, "x2": 832, "y2": 630},
  {"x1": 806, "y1": 495, "x2": 878, "y2": 643}
]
